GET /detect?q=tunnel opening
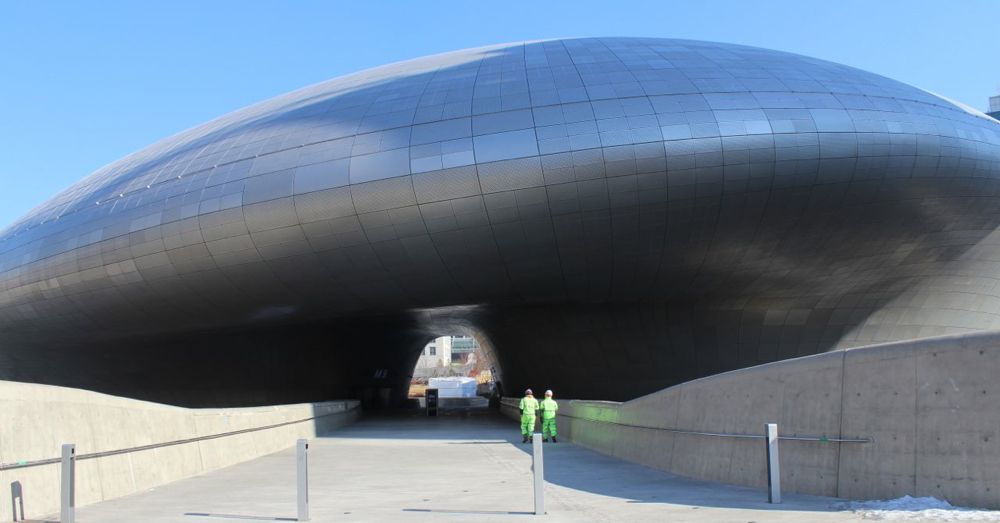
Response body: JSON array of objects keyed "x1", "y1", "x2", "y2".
[{"x1": 406, "y1": 334, "x2": 498, "y2": 412}]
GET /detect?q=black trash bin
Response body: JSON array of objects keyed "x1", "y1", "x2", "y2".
[{"x1": 425, "y1": 388, "x2": 439, "y2": 417}]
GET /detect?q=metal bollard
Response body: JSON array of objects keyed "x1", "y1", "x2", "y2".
[
  {"x1": 61, "y1": 443, "x2": 76, "y2": 523},
  {"x1": 765, "y1": 423, "x2": 781, "y2": 504},
  {"x1": 297, "y1": 439, "x2": 310, "y2": 521},
  {"x1": 531, "y1": 433, "x2": 544, "y2": 515},
  {"x1": 11, "y1": 481, "x2": 24, "y2": 521}
]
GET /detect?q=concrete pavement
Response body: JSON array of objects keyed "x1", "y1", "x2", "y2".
[{"x1": 66, "y1": 408, "x2": 869, "y2": 522}]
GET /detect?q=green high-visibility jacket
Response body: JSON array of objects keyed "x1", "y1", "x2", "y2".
[
  {"x1": 519, "y1": 395, "x2": 539, "y2": 416},
  {"x1": 538, "y1": 398, "x2": 558, "y2": 419}
]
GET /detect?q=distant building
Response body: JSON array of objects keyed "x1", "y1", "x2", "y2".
[
  {"x1": 414, "y1": 336, "x2": 452, "y2": 370},
  {"x1": 411, "y1": 335, "x2": 482, "y2": 379},
  {"x1": 449, "y1": 335, "x2": 480, "y2": 363},
  {"x1": 990, "y1": 95, "x2": 1000, "y2": 119}
]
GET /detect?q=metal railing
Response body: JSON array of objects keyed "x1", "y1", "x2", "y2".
[
  {"x1": 0, "y1": 404, "x2": 357, "y2": 471},
  {"x1": 556, "y1": 412, "x2": 871, "y2": 443},
  {"x1": 57, "y1": 438, "x2": 313, "y2": 523},
  {"x1": 502, "y1": 398, "x2": 808, "y2": 505},
  {"x1": 499, "y1": 399, "x2": 870, "y2": 444}
]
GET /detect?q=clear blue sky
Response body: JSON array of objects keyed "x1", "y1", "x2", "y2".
[{"x1": 1, "y1": 0, "x2": 998, "y2": 229}]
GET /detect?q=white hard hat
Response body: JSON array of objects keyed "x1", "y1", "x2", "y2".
[{"x1": 545, "y1": 389, "x2": 553, "y2": 396}]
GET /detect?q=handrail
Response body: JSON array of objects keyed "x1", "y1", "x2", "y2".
[
  {"x1": 0, "y1": 403, "x2": 359, "y2": 471},
  {"x1": 500, "y1": 400, "x2": 870, "y2": 443},
  {"x1": 557, "y1": 412, "x2": 870, "y2": 443}
]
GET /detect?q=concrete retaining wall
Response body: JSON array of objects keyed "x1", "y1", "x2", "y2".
[
  {"x1": 502, "y1": 331, "x2": 1000, "y2": 509},
  {"x1": 0, "y1": 381, "x2": 360, "y2": 522}
]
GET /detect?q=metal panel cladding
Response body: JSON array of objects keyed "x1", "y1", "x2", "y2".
[{"x1": 1, "y1": 38, "x2": 999, "y2": 405}]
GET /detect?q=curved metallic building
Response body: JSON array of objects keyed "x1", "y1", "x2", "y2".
[{"x1": 2, "y1": 38, "x2": 999, "y2": 406}]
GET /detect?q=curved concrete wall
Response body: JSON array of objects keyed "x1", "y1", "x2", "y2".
[
  {"x1": 503, "y1": 330, "x2": 1000, "y2": 509},
  {"x1": 0, "y1": 381, "x2": 359, "y2": 522}
]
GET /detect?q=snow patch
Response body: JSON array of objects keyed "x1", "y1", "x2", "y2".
[{"x1": 835, "y1": 496, "x2": 1000, "y2": 521}]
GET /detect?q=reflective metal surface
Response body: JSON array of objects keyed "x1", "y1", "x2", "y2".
[{"x1": 1, "y1": 38, "x2": 999, "y2": 406}]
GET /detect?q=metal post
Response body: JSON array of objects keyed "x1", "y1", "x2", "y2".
[
  {"x1": 296, "y1": 439, "x2": 309, "y2": 522},
  {"x1": 11, "y1": 481, "x2": 24, "y2": 522},
  {"x1": 532, "y1": 433, "x2": 544, "y2": 515},
  {"x1": 61, "y1": 443, "x2": 75, "y2": 523},
  {"x1": 765, "y1": 423, "x2": 781, "y2": 504}
]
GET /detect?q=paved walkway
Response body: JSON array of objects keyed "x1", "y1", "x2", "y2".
[{"x1": 70, "y1": 408, "x2": 869, "y2": 522}]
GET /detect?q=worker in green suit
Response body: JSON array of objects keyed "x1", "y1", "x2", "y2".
[
  {"x1": 539, "y1": 389, "x2": 559, "y2": 442},
  {"x1": 518, "y1": 388, "x2": 539, "y2": 443}
]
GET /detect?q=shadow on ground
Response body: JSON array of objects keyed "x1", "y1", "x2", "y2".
[{"x1": 318, "y1": 405, "x2": 845, "y2": 515}]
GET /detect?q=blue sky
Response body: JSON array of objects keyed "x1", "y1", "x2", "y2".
[{"x1": 1, "y1": 0, "x2": 998, "y2": 228}]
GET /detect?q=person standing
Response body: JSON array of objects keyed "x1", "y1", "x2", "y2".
[
  {"x1": 518, "y1": 388, "x2": 539, "y2": 443},
  {"x1": 539, "y1": 389, "x2": 559, "y2": 442}
]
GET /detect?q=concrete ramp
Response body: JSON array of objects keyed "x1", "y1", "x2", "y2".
[
  {"x1": 0, "y1": 381, "x2": 359, "y2": 521},
  {"x1": 503, "y1": 330, "x2": 1000, "y2": 509},
  {"x1": 62, "y1": 411, "x2": 867, "y2": 522}
]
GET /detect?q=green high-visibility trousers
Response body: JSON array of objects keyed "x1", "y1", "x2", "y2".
[
  {"x1": 520, "y1": 415, "x2": 536, "y2": 436},
  {"x1": 542, "y1": 418, "x2": 557, "y2": 438}
]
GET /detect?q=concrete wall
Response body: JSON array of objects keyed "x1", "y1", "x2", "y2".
[
  {"x1": 0, "y1": 381, "x2": 359, "y2": 522},
  {"x1": 503, "y1": 330, "x2": 1000, "y2": 509}
]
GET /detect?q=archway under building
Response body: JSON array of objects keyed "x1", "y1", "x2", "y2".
[{"x1": 407, "y1": 334, "x2": 495, "y2": 410}]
